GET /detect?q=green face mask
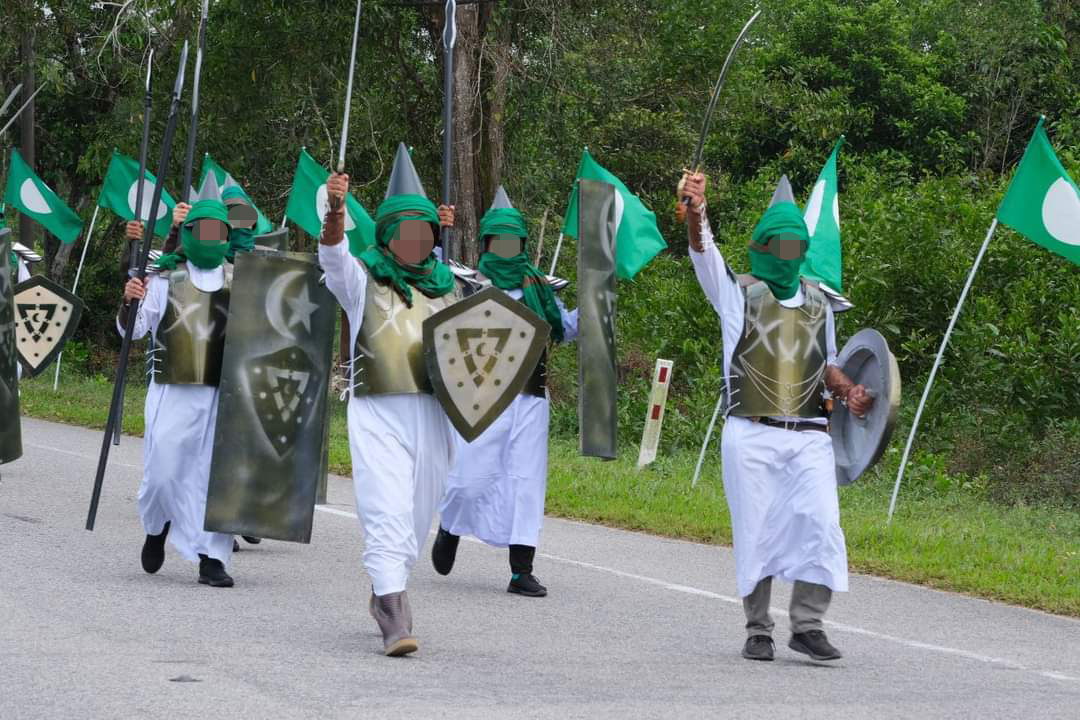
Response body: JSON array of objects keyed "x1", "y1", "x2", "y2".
[{"x1": 749, "y1": 202, "x2": 810, "y2": 301}]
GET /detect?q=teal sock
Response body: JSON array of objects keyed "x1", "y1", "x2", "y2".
[{"x1": 511, "y1": 573, "x2": 521, "y2": 580}]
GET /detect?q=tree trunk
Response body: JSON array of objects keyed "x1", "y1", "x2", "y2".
[
  {"x1": 19, "y1": 27, "x2": 36, "y2": 257},
  {"x1": 450, "y1": 5, "x2": 483, "y2": 266},
  {"x1": 481, "y1": 11, "x2": 513, "y2": 220}
]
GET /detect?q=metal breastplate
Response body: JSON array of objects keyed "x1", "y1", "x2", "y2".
[
  {"x1": 154, "y1": 267, "x2": 231, "y2": 386},
  {"x1": 728, "y1": 280, "x2": 828, "y2": 418},
  {"x1": 352, "y1": 266, "x2": 462, "y2": 396}
]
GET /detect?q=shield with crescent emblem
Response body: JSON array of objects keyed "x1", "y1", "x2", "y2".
[
  {"x1": 424, "y1": 286, "x2": 550, "y2": 442},
  {"x1": 830, "y1": 328, "x2": 902, "y2": 485},
  {"x1": 13, "y1": 275, "x2": 85, "y2": 378},
  {"x1": 204, "y1": 249, "x2": 336, "y2": 543}
]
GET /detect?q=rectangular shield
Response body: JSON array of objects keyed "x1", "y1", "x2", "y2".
[
  {"x1": 0, "y1": 228, "x2": 22, "y2": 468},
  {"x1": 577, "y1": 179, "x2": 619, "y2": 459},
  {"x1": 204, "y1": 249, "x2": 336, "y2": 543}
]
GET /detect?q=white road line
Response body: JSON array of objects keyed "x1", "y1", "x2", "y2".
[
  {"x1": 314, "y1": 504, "x2": 1080, "y2": 684},
  {"x1": 25, "y1": 442, "x2": 141, "y2": 471}
]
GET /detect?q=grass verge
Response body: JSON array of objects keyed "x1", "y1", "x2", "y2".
[{"x1": 18, "y1": 373, "x2": 1080, "y2": 617}]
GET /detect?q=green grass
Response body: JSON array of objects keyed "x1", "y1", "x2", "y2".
[{"x1": 19, "y1": 373, "x2": 1080, "y2": 617}]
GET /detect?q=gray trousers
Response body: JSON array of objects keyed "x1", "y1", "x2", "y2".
[{"x1": 743, "y1": 576, "x2": 832, "y2": 637}]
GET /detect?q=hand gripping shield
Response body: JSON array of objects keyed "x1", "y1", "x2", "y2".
[
  {"x1": 424, "y1": 286, "x2": 550, "y2": 442},
  {"x1": 830, "y1": 328, "x2": 901, "y2": 485},
  {"x1": 204, "y1": 249, "x2": 336, "y2": 543},
  {"x1": 13, "y1": 275, "x2": 85, "y2": 378}
]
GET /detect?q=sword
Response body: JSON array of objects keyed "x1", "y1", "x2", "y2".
[
  {"x1": 330, "y1": 0, "x2": 363, "y2": 211},
  {"x1": 0, "y1": 83, "x2": 23, "y2": 123},
  {"x1": 180, "y1": 0, "x2": 210, "y2": 204},
  {"x1": 87, "y1": 41, "x2": 190, "y2": 531},
  {"x1": 681, "y1": 10, "x2": 761, "y2": 205},
  {"x1": 0, "y1": 82, "x2": 46, "y2": 137},
  {"x1": 440, "y1": 0, "x2": 458, "y2": 261}
]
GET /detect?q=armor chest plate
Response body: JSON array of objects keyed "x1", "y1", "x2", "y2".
[
  {"x1": 728, "y1": 281, "x2": 828, "y2": 418},
  {"x1": 155, "y1": 267, "x2": 231, "y2": 386},
  {"x1": 352, "y1": 266, "x2": 462, "y2": 396}
]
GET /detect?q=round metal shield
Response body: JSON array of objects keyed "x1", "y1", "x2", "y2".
[{"x1": 830, "y1": 328, "x2": 901, "y2": 485}]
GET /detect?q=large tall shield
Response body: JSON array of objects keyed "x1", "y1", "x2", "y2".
[
  {"x1": 577, "y1": 179, "x2": 619, "y2": 459},
  {"x1": 204, "y1": 249, "x2": 336, "y2": 543},
  {"x1": 0, "y1": 228, "x2": 22, "y2": 470},
  {"x1": 831, "y1": 328, "x2": 902, "y2": 485},
  {"x1": 424, "y1": 286, "x2": 549, "y2": 442},
  {"x1": 13, "y1": 275, "x2": 84, "y2": 378}
]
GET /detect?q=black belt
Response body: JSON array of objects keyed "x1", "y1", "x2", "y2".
[{"x1": 749, "y1": 417, "x2": 829, "y2": 433}]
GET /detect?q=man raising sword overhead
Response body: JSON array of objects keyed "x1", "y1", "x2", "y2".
[{"x1": 681, "y1": 170, "x2": 873, "y2": 662}]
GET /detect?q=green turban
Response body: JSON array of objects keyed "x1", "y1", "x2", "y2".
[
  {"x1": 359, "y1": 194, "x2": 454, "y2": 306},
  {"x1": 157, "y1": 199, "x2": 232, "y2": 271},
  {"x1": 749, "y1": 202, "x2": 810, "y2": 301},
  {"x1": 222, "y1": 186, "x2": 255, "y2": 260}
]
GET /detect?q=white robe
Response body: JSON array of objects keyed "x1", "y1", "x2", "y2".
[
  {"x1": 319, "y1": 241, "x2": 455, "y2": 596},
  {"x1": 689, "y1": 218, "x2": 848, "y2": 598},
  {"x1": 441, "y1": 288, "x2": 578, "y2": 548},
  {"x1": 122, "y1": 262, "x2": 234, "y2": 566}
]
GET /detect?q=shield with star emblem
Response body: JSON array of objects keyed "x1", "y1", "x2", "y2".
[
  {"x1": 204, "y1": 249, "x2": 336, "y2": 543},
  {"x1": 12, "y1": 275, "x2": 85, "y2": 378},
  {"x1": 1, "y1": 227, "x2": 23, "y2": 468},
  {"x1": 424, "y1": 286, "x2": 550, "y2": 443}
]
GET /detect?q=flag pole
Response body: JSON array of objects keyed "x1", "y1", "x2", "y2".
[
  {"x1": 548, "y1": 232, "x2": 564, "y2": 276},
  {"x1": 888, "y1": 218, "x2": 998, "y2": 522},
  {"x1": 691, "y1": 392, "x2": 724, "y2": 487},
  {"x1": 53, "y1": 204, "x2": 100, "y2": 391}
]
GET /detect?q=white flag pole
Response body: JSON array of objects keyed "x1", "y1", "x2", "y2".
[
  {"x1": 691, "y1": 391, "x2": 724, "y2": 488},
  {"x1": 888, "y1": 218, "x2": 998, "y2": 522},
  {"x1": 548, "y1": 232, "x2": 564, "y2": 276},
  {"x1": 53, "y1": 204, "x2": 100, "y2": 391}
]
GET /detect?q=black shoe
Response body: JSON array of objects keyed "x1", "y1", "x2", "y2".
[
  {"x1": 233, "y1": 538, "x2": 240, "y2": 552},
  {"x1": 242, "y1": 536, "x2": 261, "y2": 545},
  {"x1": 431, "y1": 527, "x2": 460, "y2": 576},
  {"x1": 741, "y1": 635, "x2": 775, "y2": 661},
  {"x1": 197, "y1": 554, "x2": 234, "y2": 588},
  {"x1": 789, "y1": 630, "x2": 842, "y2": 661},
  {"x1": 507, "y1": 573, "x2": 547, "y2": 597},
  {"x1": 140, "y1": 521, "x2": 170, "y2": 574}
]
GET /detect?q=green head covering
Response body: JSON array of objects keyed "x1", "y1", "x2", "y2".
[
  {"x1": 749, "y1": 201, "x2": 809, "y2": 301},
  {"x1": 359, "y1": 194, "x2": 454, "y2": 306},
  {"x1": 157, "y1": 199, "x2": 232, "y2": 271},
  {"x1": 475, "y1": 207, "x2": 565, "y2": 343},
  {"x1": 222, "y1": 186, "x2": 255, "y2": 260}
]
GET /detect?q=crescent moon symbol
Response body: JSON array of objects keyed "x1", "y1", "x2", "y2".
[
  {"x1": 475, "y1": 342, "x2": 488, "y2": 358},
  {"x1": 265, "y1": 270, "x2": 306, "y2": 340}
]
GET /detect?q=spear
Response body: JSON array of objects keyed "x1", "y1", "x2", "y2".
[
  {"x1": 87, "y1": 41, "x2": 189, "y2": 531},
  {"x1": 0, "y1": 83, "x2": 23, "y2": 123},
  {"x1": 0, "y1": 83, "x2": 46, "y2": 137},
  {"x1": 180, "y1": 0, "x2": 210, "y2": 203},
  {"x1": 440, "y1": 0, "x2": 458, "y2": 261}
]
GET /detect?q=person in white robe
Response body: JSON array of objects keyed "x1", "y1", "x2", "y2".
[
  {"x1": 432, "y1": 188, "x2": 578, "y2": 597},
  {"x1": 680, "y1": 171, "x2": 873, "y2": 662},
  {"x1": 120, "y1": 199, "x2": 236, "y2": 587},
  {"x1": 320, "y1": 148, "x2": 457, "y2": 657}
]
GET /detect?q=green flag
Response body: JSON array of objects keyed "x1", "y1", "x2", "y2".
[
  {"x1": 997, "y1": 117, "x2": 1080, "y2": 267},
  {"x1": 561, "y1": 149, "x2": 666, "y2": 280},
  {"x1": 800, "y1": 137, "x2": 845, "y2": 292},
  {"x1": 200, "y1": 154, "x2": 274, "y2": 235},
  {"x1": 284, "y1": 148, "x2": 376, "y2": 256},
  {"x1": 97, "y1": 149, "x2": 176, "y2": 237},
  {"x1": 3, "y1": 149, "x2": 83, "y2": 244}
]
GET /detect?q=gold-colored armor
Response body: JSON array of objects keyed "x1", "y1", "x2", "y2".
[
  {"x1": 154, "y1": 267, "x2": 231, "y2": 386},
  {"x1": 728, "y1": 279, "x2": 829, "y2": 418},
  {"x1": 352, "y1": 266, "x2": 463, "y2": 395}
]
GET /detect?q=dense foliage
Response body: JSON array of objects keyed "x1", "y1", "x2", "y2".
[{"x1": 2, "y1": 0, "x2": 1078, "y2": 504}]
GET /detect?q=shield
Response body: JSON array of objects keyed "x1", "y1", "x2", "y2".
[
  {"x1": 0, "y1": 228, "x2": 22, "y2": 468},
  {"x1": 204, "y1": 250, "x2": 336, "y2": 543},
  {"x1": 13, "y1": 275, "x2": 85, "y2": 378},
  {"x1": 830, "y1": 328, "x2": 901, "y2": 485},
  {"x1": 424, "y1": 286, "x2": 550, "y2": 442}
]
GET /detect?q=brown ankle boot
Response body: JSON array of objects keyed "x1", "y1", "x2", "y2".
[{"x1": 369, "y1": 591, "x2": 418, "y2": 656}]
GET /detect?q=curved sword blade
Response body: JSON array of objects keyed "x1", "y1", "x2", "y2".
[{"x1": 337, "y1": 0, "x2": 363, "y2": 174}]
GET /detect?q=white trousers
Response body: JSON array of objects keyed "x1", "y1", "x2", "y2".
[
  {"x1": 441, "y1": 393, "x2": 550, "y2": 548},
  {"x1": 140, "y1": 381, "x2": 234, "y2": 566},
  {"x1": 720, "y1": 416, "x2": 849, "y2": 598},
  {"x1": 348, "y1": 393, "x2": 454, "y2": 596}
]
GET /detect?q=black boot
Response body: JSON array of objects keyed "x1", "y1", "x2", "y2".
[
  {"x1": 198, "y1": 554, "x2": 234, "y2": 588},
  {"x1": 233, "y1": 538, "x2": 240, "y2": 552},
  {"x1": 242, "y1": 536, "x2": 261, "y2": 545},
  {"x1": 431, "y1": 527, "x2": 460, "y2": 576},
  {"x1": 507, "y1": 544, "x2": 546, "y2": 597},
  {"x1": 789, "y1": 630, "x2": 842, "y2": 661},
  {"x1": 140, "y1": 521, "x2": 170, "y2": 574}
]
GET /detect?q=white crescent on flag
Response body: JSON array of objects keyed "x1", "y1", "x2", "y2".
[
  {"x1": 1042, "y1": 178, "x2": 1080, "y2": 246},
  {"x1": 126, "y1": 179, "x2": 169, "y2": 221},
  {"x1": 19, "y1": 179, "x2": 50, "y2": 215}
]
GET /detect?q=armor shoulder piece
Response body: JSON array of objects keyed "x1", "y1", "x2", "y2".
[{"x1": 11, "y1": 242, "x2": 42, "y2": 264}]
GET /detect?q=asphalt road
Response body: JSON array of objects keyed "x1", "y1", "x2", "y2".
[{"x1": 2, "y1": 417, "x2": 1078, "y2": 719}]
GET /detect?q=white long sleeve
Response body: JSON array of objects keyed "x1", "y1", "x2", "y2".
[{"x1": 318, "y1": 239, "x2": 368, "y2": 329}]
